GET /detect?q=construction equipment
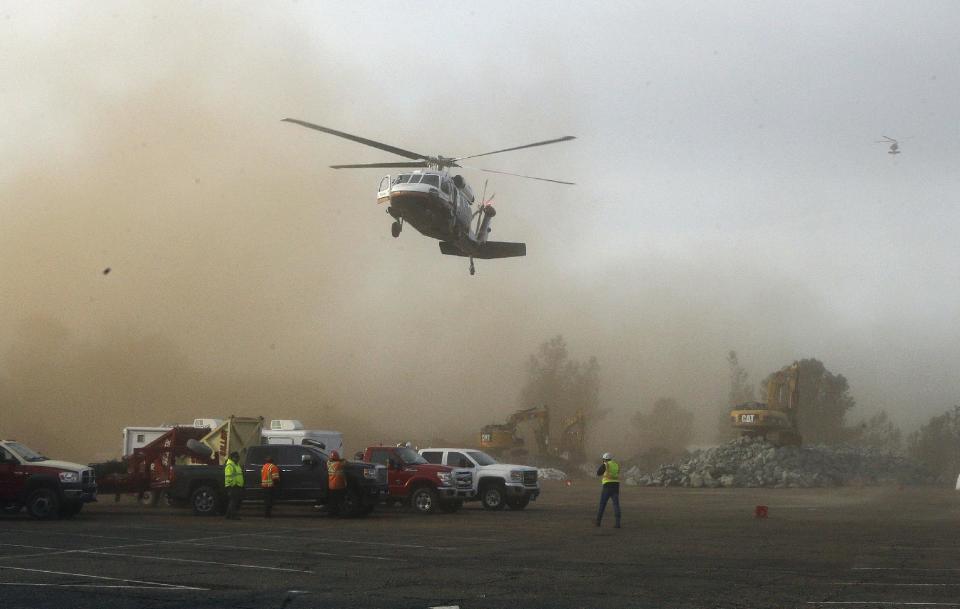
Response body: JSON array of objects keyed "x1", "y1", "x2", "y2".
[
  {"x1": 558, "y1": 409, "x2": 586, "y2": 461},
  {"x1": 480, "y1": 406, "x2": 550, "y2": 458},
  {"x1": 729, "y1": 363, "x2": 801, "y2": 446}
]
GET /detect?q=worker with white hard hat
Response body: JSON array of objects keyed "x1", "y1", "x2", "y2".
[{"x1": 595, "y1": 452, "x2": 621, "y2": 528}]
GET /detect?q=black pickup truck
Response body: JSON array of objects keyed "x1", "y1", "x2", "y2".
[{"x1": 166, "y1": 444, "x2": 388, "y2": 517}]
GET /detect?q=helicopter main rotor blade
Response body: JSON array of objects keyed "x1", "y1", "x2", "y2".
[
  {"x1": 466, "y1": 166, "x2": 575, "y2": 185},
  {"x1": 452, "y1": 136, "x2": 576, "y2": 162},
  {"x1": 282, "y1": 118, "x2": 429, "y2": 162},
  {"x1": 329, "y1": 161, "x2": 430, "y2": 169}
]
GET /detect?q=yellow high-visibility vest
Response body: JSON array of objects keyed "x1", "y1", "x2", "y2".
[
  {"x1": 224, "y1": 458, "x2": 244, "y2": 488},
  {"x1": 601, "y1": 460, "x2": 620, "y2": 485}
]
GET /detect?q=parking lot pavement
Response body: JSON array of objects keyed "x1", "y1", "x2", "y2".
[{"x1": 2, "y1": 484, "x2": 960, "y2": 608}]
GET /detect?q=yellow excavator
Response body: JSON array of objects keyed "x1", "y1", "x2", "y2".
[
  {"x1": 729, "y1": 363, "x2": 801, "y2": 446},
  {"x1": 558, "y1": 409, "x2": 586, "y2": 461},
  {"x1": 480, "y1": 406, "x2": 550, "y2": 457},
  {"x1": 480, "y1": 405, "x2": 588, "y2": 461}
]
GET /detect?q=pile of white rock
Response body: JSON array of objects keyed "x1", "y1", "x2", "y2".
[
  {"x1": 622, "y1": 437, "x2": 929, "y2": 488},
  {"x1": 537, "y1": 467, "x2": 569, "y2": 481}
]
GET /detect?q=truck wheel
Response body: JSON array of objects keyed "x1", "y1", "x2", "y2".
[
  {"x1": 138, "y1": 490, "x2": 164, "y2": 507},
  {"x1": 190, "y1": 484, "x2": 221, "y2": 516},
  {"x1": 507, "y1": 496, "x2": 530, "y2": 510},
  {"x1": 410, "y1": 487, "x2": 438, "y2": 514},
  {"x1": 480, "y1": 484, "x2": 506, "y2": 510},
  {"x1": 27, "y1": 488, "x2": 60, "y2": 520},
  {"x1": 440, "y1": 499, "x2": 463, "y2": 513},
  {"x1": 339, "y1": 490, "x2": 364, "y2": 518}
]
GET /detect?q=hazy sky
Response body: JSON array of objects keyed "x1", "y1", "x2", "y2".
[{"x1": 1, "y1": 2, "x2": 958, "y2": 458}]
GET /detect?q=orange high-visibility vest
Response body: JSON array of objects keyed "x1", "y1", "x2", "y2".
[
  {"x1": 261, "y1": 462, "x2": 280, "y2": 488},
  {"x1": 327, "y1": 458, "x2": 346, "y2": 490}
]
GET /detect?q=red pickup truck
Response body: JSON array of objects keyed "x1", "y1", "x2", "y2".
[
  {"x1": 0, "y1": 440, "x2": 97, "y2": 519},
  {"x1": 360, "y1": 445, "x2": 474, "y2": 514}
]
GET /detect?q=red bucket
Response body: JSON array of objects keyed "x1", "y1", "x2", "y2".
[{"x1": 754, "y1": 505, "x2": 768, "y2": 518}]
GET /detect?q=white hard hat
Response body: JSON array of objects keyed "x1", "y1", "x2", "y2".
[{"x1": 602, "y1": 452, "x2": 613, "y2": 460}]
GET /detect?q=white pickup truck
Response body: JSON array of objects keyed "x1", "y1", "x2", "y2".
[{"x1": 419, "y1": 447, "x2": 540, "y2": 510}]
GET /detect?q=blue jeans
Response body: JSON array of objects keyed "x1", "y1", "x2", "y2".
[{"x1": 596, "y1": 483, "x2": 621, "y2": 524}]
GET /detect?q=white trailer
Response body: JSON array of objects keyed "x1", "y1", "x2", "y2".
[
  {"x1": 121, "y1": 426, "x2": 173, "y2": 457},
  {"x1": 262, "y1": 419, "x2": 344, "y2": 454}
]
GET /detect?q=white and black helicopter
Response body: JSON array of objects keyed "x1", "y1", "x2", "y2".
[{"x1": 282, "y1": 118, "x2": 575, "y2": 275}]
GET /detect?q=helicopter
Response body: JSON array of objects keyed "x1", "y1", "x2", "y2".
[
  {"x1": 282, "y1": 118, "x2": 575, "y2": 275},
  {"x1": 875, "y1": 135, "x2": 902, "y2": 155}
]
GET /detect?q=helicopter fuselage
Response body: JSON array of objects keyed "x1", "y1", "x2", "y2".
[
  {"x1": 375, "y1": 170, "x2": 526, "y2": 269},
  {"x1": 378, "y1": 171, "x2": 475, "y2": 241}
]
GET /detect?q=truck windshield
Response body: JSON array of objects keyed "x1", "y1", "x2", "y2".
[
  {"x1": 396, "y1": 447, "x2": 427, "y2": 465},
  {"x1": 6, "y1": 442, "x2": 47, "y2": 462},
  {"x1": 306, "y1": 447, "x2": 329, "y2": 460},
  {"x1": 467, "y1": 451, "x2": 497, "y2": 466}
]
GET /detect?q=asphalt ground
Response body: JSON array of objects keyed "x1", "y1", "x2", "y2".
[{"x1": 2, "y1": 483, "x2": 959, "y2": 609}]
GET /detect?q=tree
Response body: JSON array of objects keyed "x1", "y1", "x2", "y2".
[
  {"x1": 727, "y1": 351, "x2": 755, "y2": 406},
  {"x1": 908, "y1": 405, "x2": 960, "y2": 483},
  {"x1": 633, "y1": 397, "x2": 694, "y2": 454},
  {"x1": 717, "y1": 350, "x2": 754, "y2": 442},
  {"x1": 849, "y1": 410, "x2": 903, "y2": 453},
  {"x1": 519, "y1": 335, "x2": 600, "y2": 451},
  {"x1": 762, "y1": 358, "x2": 856, "y2": 444}
]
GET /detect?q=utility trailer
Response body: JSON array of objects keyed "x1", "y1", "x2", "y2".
[
  {"x1": 95, "y1": 425, "x2": 217, "y2": 505},
  {"x1": 94, "y1": 416, "x2": 263, "y2": 506}
]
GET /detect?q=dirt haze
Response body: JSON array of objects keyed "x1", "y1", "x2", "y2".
[{"x1": 3, "y1": 4, "x2": 959, "y2": 463}]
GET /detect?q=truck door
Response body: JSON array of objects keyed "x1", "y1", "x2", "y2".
[
  {"x1": 444, "y1": 451, "x2": 474, "y2": 469},
  {"x1": 368, "y1": 448, "x2": 407, "y2": 499},
  {"x1": 276, "y1": 446, "x2": 310, "y2": 500},
  {"x1": 294, "y1": 447, "x2": 326, "y2": 497},
  {"x1": 0, "y1": 446, "x2": 22, "y2": 501}
]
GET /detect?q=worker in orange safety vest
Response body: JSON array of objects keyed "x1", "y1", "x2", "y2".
[
  {"x1": 260, "y1": 455, "x2": 280, "y2": 518},
  {"x1": 327, "y1": 450, "x2": 346, "y2": 516}
]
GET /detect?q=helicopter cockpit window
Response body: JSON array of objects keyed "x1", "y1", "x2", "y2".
[
  {"x1": 393, "y1": 174, "x2": 411, "y2": 185},
  {"x1": 440, "y1": 179, "x2": 451, "y2": 195},
  {"x1": 419, "y1": 174, "x2": 440, "y2": 187}
]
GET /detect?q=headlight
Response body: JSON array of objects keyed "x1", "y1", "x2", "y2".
[
  {"x1": 363, "y1": 467, "x2": 377, "y2": 479},
  {"x1": 59, "y1": 471, "x2": 79, "y2": 483},
  {"x1": 436, "y1": 472, "x2": 453, "y2": 485},
  {"x1": 510, "y1": 470, "x2": 523, "y2": 483}
]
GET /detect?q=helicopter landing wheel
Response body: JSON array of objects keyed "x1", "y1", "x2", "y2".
[
  {"x1": 391, "y1": 220, "x2": 402, "y2": 238},
  {"x1": 469, "y1": 258, "x2": 476, "y2": 276}
]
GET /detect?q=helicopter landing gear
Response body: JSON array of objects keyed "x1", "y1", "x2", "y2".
[
  {"x1": 469, "y1": 258, "x2": 476, "y2": 276},
  {"x1": 391, "y1": 219, "x2": 402, "y2": 238}
]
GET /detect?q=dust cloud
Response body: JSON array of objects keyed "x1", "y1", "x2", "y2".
[{"x1": 2, "y1": 4, "x2": 959, "y2": 463}]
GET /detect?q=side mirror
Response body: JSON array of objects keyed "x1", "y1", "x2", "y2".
[{"x1": 389, "y1": 458, "x2": 401, "y2": 470}]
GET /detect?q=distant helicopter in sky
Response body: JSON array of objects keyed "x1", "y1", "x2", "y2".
[
  {"x1": 875, "y1": 135, "x2": 903, "y2": 155},
  {"x1": 282, "y1": 118, "x2": 575, "y2": 275}
]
